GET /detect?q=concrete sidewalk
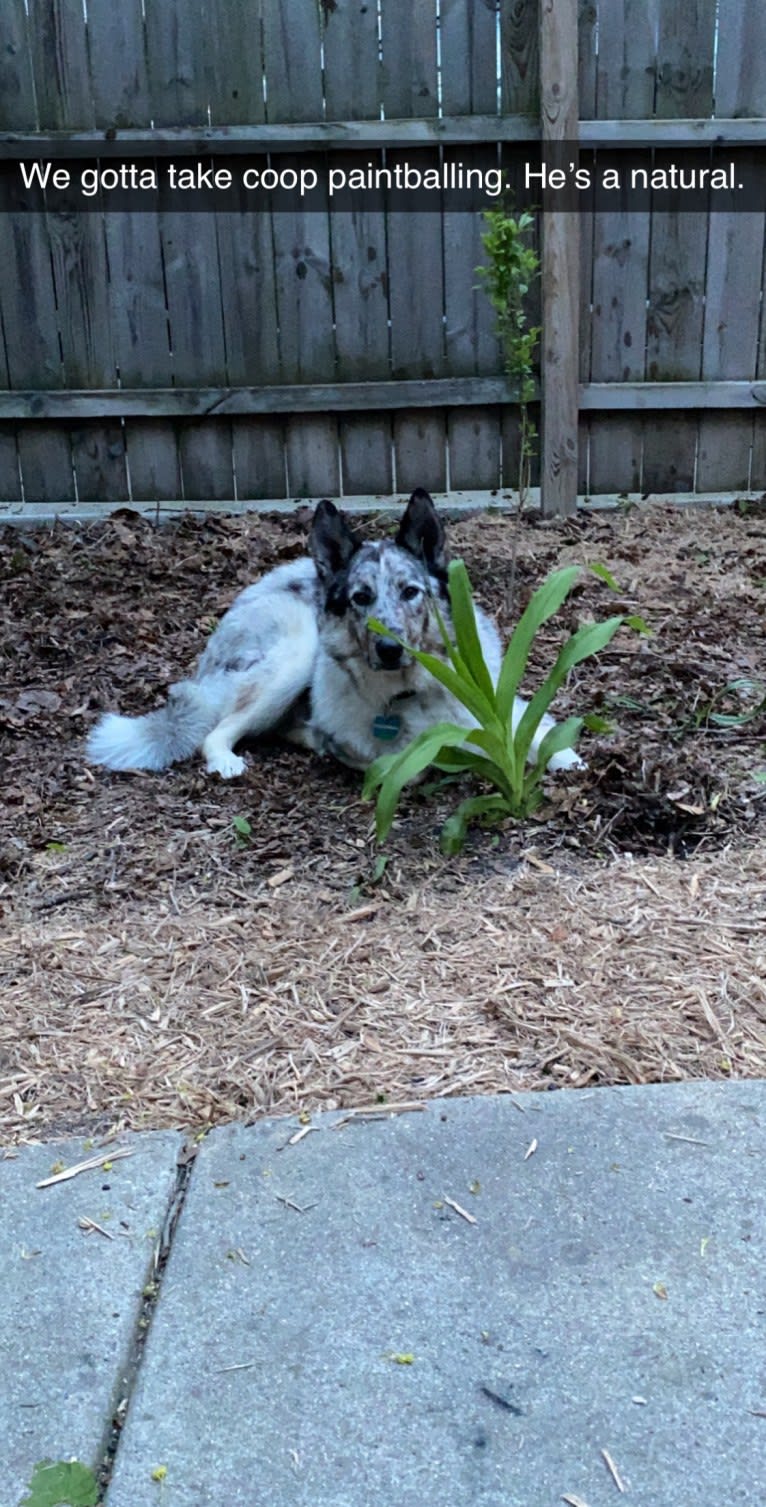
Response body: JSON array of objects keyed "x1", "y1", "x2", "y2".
[{"x1": 3, "y1": 1083, "x2": 766, "y2": 1507}]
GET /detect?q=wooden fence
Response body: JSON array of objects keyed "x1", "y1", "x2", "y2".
[{"x1": 0, "y1": 0, "x2": 765, "y2": 518}]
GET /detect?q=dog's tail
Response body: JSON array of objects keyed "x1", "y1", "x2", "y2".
[{"x1": 86, "y1": 680, "x2": 215, "y2": 772}]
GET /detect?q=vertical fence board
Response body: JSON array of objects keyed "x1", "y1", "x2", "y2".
[
  {"x1": 501, "y1": 405, "x2": 540, "y2": 494},
  {"x1": 444, "y1": 150, "x2": 501, "y2": 378},
  {"x1": 17, "y1": 427, "x2": 76, "y2": 502},
  {"x1": 394, "y1": 411, "x2": 447, "y2": 494},
  {"x1": 588, "y1": 416, "x2": 642, "y2": 494},
  {"x1": 214, "y1": 203, "x2": 281, "y2": 387},
  {"x1": 749, "y1": 413, "x2": 766, "y2": 490},
  {"x1": 144, "y1": 0, "x2": 208, "y2": 128},
  {"x1": 126, "y1": 422, "x2": 183, "y2": 503},
  {"x1": 179, "y1": 422, "x2": 235, "y2": 501},
  {"x1": 271, "y1": 177, "x2": 336, "y2": 385},
  {"x1": 286, "y1": 415, "x2": 341, "y2": 498},
  {"x1": 501, "y1": 0, "x2": 539, "y2": 115},
  {"x1": 329, "y1": 163, "x2": 390, "y2": 382},
  {"x1": 204, "y1": 0, "x2": 266, "y2": 126},
  {"x1": 0, "y1": 431, "x2": 21, "y2": 502},
  {"x1": 106, "y1": 210, "x2": 173, "y2": 387},
  {"x1": 28, "y1": 0, "x2": 94, "y2": 130},
  {"x1": 0, "y1": 0, "x2": 38, "y2": 130},
  {"x1": 71, "y1": 424, "x2": 129, "y2": 502},
  {"x1": 642, "y1": 0, "x2": 715, "y2": 490},
  {"x1": 86, "y1": 0, "x2": 151, "y2": 130},
  {"x1": 263, "y1": 1, "x2": 323, "y2": 124},
  {"x1": 380, "y1": 0, "x2": 438, "y2": 118},
  {"x1": 539, "y1": 0, "x2": 579, "y2": 515},
  {"x1": 440, "y1": 0, "x2": 499, "y2": 116},
  {"x1": 596, "y1": 0, "x2": 657, "y2": 118},
  {"x1": 387, "y1": 152, "x2": 446, "y2": 379},
  {"x1": 323, "y1": 0, "x2": 380, "y2": 121},
  {"x1": 232, "y1": 418, "x2": 287, "y2": 500},
  {"x1": 715, "y1": 0, "x2": 766, "y2": 115},
  {"x1": 448, "y1": 410, "x2": 501, "y2": 490},
  {"x1": 339, "y1": 416, "x2": 394, "y2": 496},
  {"x1": 696, "y1": 413, "x2": 752, "y2": 491}
]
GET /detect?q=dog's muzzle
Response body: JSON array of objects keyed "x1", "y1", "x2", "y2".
[{"x1": 372, "y1": 635, "x2": 405, "y2": 670}]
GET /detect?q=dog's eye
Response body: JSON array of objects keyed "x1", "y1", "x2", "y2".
[
  {"x1": 401, "y1": 584, "x2": 422, "y2": 602},
  {"x1": 350, "y1": 588, "x2": 373, "y2": 607}
]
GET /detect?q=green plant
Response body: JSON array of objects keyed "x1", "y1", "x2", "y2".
[
  {"x1": 18, "y1": 1460, "x2": 98, "y2": 1507},
  {"x1": 363, "y1": 559, "x2": 630, "y2": 854},
  {"x1": 476, "y1": 208, "x2": 540, "y2": 508}
]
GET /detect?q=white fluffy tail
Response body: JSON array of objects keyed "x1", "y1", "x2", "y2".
[{"x1": 86, "y1": 682, "x2": 214, "y2": 772}]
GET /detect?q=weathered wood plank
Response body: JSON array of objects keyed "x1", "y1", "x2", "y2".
[
  {"x1": 394, "y1": 410, "x2": 447, "y2": 494},
  {"x1": 179, "y1": 421, "x2": 235, "y2": 501},
  {"x1": 71, "y1": 423, "x2": 130, "y2": 502},
  {"x1": 323, "y1": 0, "x2": 380, "y2": 122},
  {"x1": 643, "y1": 414, "x2": 696, "y2": 494},
  {"x1": 126, "y1": 421, "x2": 182, "y2": 502},
  {"x1": 204, "y1": 0, "x2": 266, "y2": 126},
  {"x1": 696, "y1": 412, "x2": 753, "y2": 491},
  {"x1": 8, "y1": 378, "x2": 766, "y2": 423},
  {"x1": 17, "y1": 427, "x2": 75, "y2": 501},
  {"x1": 448, "y1": 410, "x2": 502, "y2": 491},
  {"x1": 27, "y1": 0, "x2": 94, "y2": 131},
  {"x1": 587, "y1": 210, "x2": 650, "y2": 496},
  {"x1": 387, "y1": 150, "x2": 446, "y2": 381},
  {"x1": 232, "y1": 417, "x2": 287, "y2": 500},
  {"x1": 0, "y1": 430, "x2": 21, "y2": 501},
  {"x1": 328, "y1": 159, "x2": 390, "y2": 382},
  {"x1": 339, "y1": 416, "x2": 393, "y2": 497},
  {"x1": 501, "y1": 0, "x2": 539, "y2": 115},
  {"x1": 444, "y1": 151, "x2": 502, "y2": 378},
  {"x1": 213, "y1": 194, "x2": 281, "y2": 386},
  {"x1": 698, "y1": 156, "x2": 765, "y2": 491},
  {"x1": 440, "y1": 0, "x2": 499, "y2": 117},
  {"x1": 539, "y1": 0, "x2": 579, "y2": 515},
  {"x1": 588, "y1": 416, "x2": 642, "y2": 494},
  {"x1": 578, "y1": 0, "x2": 598, "y2": 118},
  {"x1": 262, "y1": 1, "x2": 323, "y2": 124},
  {"x1": 596, "y1": 0, "x2": 657, "y2": 119},
  {"x1": 157, "y1": 211, "x2": 228, "y2": 386},
  {"x1": 271, "y1": 178, "x2": 335, "y2": 386},
  {"x1": 6, "y1": 117, "x2": 766, "y2": 158},
  {"x1": 86, "y1": 0, "x2": 151, "y2": 130},
  {"x1": 380, "y1": 0, "x2": 438, "y2": 119},
  {"x1": 750, "y1": 412, "x2": 766, "y2": 489},
  {"x1": 286, "y1": 415, "x2": 340, "y2": 498},
  {"x1": 715, "y1": 0, "x2": 766, "y2": 116},
  {"x1": 47, "y1": 194, "x2": 115, "y2": 387},
  {"x1": 646, "y1": 0, "x2": 714, "y2": 490},
  {"x1": 0, "y1": 0, "x2": 38, "y2": 131},
  {"x1": 144, "y1": 0, "x2": 207, "y2": 129},
  {"x1": 106, "y1": 209, "x2": 174, "y2": 388}
]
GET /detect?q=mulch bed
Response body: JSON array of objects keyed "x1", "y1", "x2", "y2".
[{"x1": 1, "y1": 500, "x2": 764, "y2": 1143}]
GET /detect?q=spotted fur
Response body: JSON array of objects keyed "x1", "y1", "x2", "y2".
[{"x1": 86, "y1": 489, "x2": 584, "y2": 780}]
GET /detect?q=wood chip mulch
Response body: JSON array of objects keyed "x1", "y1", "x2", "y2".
[{"x1": 1, "y1": 499, "x2": 764, "y2": 1143}]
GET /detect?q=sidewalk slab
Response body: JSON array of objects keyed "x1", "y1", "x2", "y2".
[
  {"x1": 1, "y1": 1132, "x2": 182, "y2": 1507},
  {"x1": 105, "y1": 1082, "x2": 766, "y2": 1507}
]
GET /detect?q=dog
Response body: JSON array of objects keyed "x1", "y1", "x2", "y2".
[{"x1": 86, "y1": 489, "x2": 584, "y2": 779}]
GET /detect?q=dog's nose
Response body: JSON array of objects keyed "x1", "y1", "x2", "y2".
[{"x1": 375, "y1": 638, "x2": 403, "y2": 669}]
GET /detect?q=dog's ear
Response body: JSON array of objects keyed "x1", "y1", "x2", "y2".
[
  {"x1": 310, "y1": 499, "x2": 360, "y2": 581},
  {"x1": 395, "y1": 488, "x2": 447, "y2": 574}
]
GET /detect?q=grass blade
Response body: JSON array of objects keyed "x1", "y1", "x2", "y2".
[
  {"x1": 495, "y1": 565, "x2": 581, "y2": 723},
  {"x1": 447, "y1": 559, "x2": 496, "y2": 701},
  {"x1": 440, "y1": 793, "x2": 509, "y2": 855}
]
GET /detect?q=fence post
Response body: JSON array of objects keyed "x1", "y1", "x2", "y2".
[{"x1": 539, "y1": 0, "x2": 580, "y2": 516}]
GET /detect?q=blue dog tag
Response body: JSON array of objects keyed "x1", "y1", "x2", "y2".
[{"x1": 372, "y1": 714, "x2": 402, "y2": 741}]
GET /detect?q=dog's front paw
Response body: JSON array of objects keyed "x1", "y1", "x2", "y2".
[
  {"x1": 547, "y1": 747, "x2": 587, "y2": 773},
  {"x1": 206, "y1": 750, "x2": 247, "y2": 779}
]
